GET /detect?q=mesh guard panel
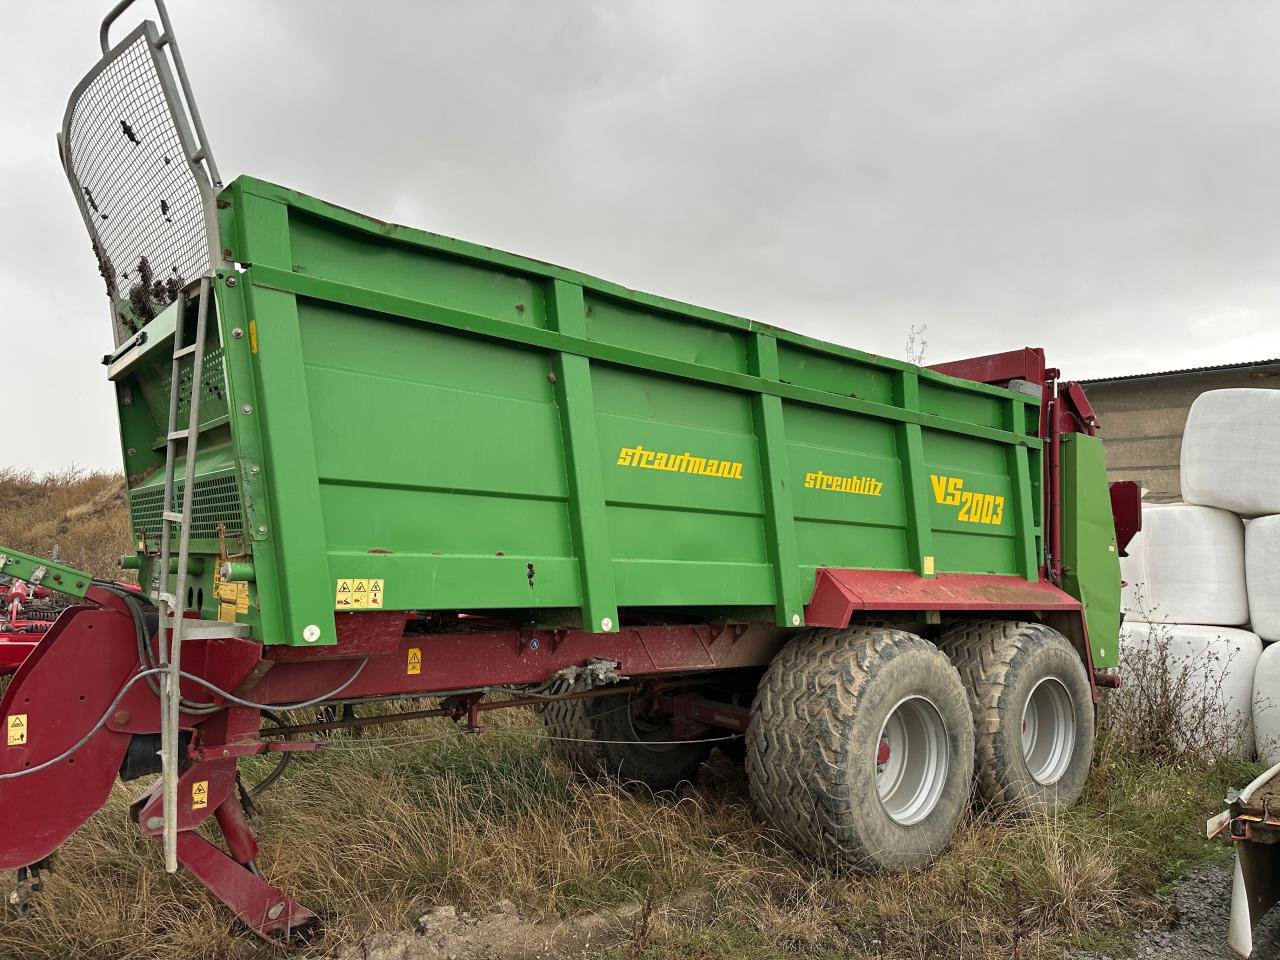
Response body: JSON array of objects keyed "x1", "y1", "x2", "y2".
[{"x1": 62, "y1": 23, "x2": 214, "y2": 345}]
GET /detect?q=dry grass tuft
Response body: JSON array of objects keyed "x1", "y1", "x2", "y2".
[{"x1": 0, "y1": 467, "x2": 132, "y2": 580}]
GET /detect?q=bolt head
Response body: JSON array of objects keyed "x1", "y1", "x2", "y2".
[
  {"x1": 232, "y1": 327, "x2": 244, "y2": 339},
  {"x1": 241, "y1": 404, "x2": 253, "y2": 415},
  {"x1": 225, "y1": 276, "x2": 237, "y2": 287},
  {"x1": 257, "y1": 524, "x2": 268, "y2": 535},
  {"x1": 113, "y1": 710, "x2": 130, "y2": 725}
]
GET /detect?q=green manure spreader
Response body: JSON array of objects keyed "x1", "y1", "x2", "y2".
[{"x1": 0, "y1": 0, "x2": 1140, "y2": 941}]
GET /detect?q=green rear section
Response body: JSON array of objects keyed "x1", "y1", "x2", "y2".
[
  {"x1": 1059, "y1": 433, "x2": 1122, "y2": 669},
  {"x1": 113, "y1": 176, "x2": 1046, "y2": 647}
]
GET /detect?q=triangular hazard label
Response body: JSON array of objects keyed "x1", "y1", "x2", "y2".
[
  {"x1": 338, "y1": 581, "x2": 351, "y2": 593},
  {"x1": 8, "y1": 716, "x2": 24, "y2": 729},
  {"x1": 354, "y1": 581, "x2": 367, "y2": 592}
]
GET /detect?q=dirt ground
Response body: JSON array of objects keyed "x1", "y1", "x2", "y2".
[{"x1": 356, "y1": 899, "x2": 645, "y2": 960}]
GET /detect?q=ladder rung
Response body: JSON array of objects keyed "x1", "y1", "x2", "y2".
[
  {"x1": 173, "y1": 343, "x2": 198, "y2": 359},
  {"x1": 167, "y1": 429, "x2": 190, "y2": 441},
  {"x1": 162, "y1": 511, "x2": 186, "y2": 523}
]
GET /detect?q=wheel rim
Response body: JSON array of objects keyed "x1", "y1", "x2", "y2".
[
  {"x1": 1021, "y1": 676, "x2": 1075, "y2": 785},
  {"x1": 875, "y1": 695, "x2": 950, "y2": 826},
  {"x1": 626, "y1": 696, "x2": 680, "y2": 753}
]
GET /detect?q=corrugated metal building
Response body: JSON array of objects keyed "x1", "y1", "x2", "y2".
[{"x1": 1080, "y1": 358, "x2": 1280, "y2": 501}]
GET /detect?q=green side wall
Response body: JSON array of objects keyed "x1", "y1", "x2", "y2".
[
  {"x1": 1060, "y1": 433, "x2": 1122, "y2": 668},
  {"x1": 113, "y1": 175, "x2": 1051, "y2": 647}
]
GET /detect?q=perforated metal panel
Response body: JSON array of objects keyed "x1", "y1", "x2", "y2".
[
  {"x1": 130, "y1": 473, "x2": 244, "y2": 541},
  {"x1": 61, "y1": 22, "x2": 217, "y2": 345}
]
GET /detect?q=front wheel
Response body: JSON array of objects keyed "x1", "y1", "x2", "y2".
[{"x1": 746, "y1": 628, "x2": 975, "y2": 872}]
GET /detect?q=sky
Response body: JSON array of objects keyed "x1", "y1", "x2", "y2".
[{"x1": 3, "y1": 1, "x2": 1278, "y2": 473}]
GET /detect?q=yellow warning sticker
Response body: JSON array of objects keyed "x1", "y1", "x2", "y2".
[
  {"x1": 407, "y1": 647, "x2": 422, "y2": 676},
  {"x1": 192, "y1": 780, "x2": 209, "y2": 810},
  {"x1": 923, "y1": 555, "x2": 935, "y2": 576},
  {"x1": 6, "y1": 714, "x2": 27, "y2": 746},
  {"x1": 336, "y1": 578, "x2": 385, "y2": 610},
  {"x1": 213, "y1": 568, "x2": 250, "y2": 622}
]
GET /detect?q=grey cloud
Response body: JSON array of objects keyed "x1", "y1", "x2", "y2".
[{"x1": 3, "y1": 1, "x2": 1277, "y2": 471}]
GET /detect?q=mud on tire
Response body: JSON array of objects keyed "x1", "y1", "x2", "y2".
[
  {"x1": 541, "y1": 691, "x2": 712, "y2": 791},
  {"x1": 745, "y1": 628, "x2": 975, "y2": 872},
  {"x1": 940, "y1": 620, "x2": 1094, "y2": 814}
]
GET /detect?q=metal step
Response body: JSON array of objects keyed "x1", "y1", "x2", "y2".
[{"x1": 157, "y1": 617, "x2": 251, "y2": 640}]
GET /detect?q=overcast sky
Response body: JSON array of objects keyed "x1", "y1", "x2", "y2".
[{"x1": 3, "y1": 1, "x2": 1278, "y2": 473}]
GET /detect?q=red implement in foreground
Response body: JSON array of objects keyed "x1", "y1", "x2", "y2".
[{"x1": 0, "y1": 579, "x2": 55, "y2": 676}]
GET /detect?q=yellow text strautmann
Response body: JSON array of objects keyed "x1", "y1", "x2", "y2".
[{"x1": 616, "y1": 445, "x2": 744, "y2": 480}]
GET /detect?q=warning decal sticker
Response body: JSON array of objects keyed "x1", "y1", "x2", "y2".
[
  {"x1": 336, "y1": 579, "x2": 386, "y2": 610},
  {"x1": 192, "y1": 780, "x2": 209, "y2": 810},
  {"x1": 407, "y1": 647, "x2": 422, "y2": 676},
  {"x1": 6, "y1": 714, "x2": 27, "y2": 746},
  {"x1": 213, "y1": 567, "x2": 250, "y2": 623}
]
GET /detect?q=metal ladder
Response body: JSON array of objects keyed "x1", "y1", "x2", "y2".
[{"x1": 155, "y1": 275, "x2": 212, "y2": 873}]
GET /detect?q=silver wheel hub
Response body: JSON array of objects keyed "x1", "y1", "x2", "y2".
[
  {"x1": 1021, "y1": 676, "x2": 1075, "y2": 785},
  {"x1": 875, "y1": 695, "x2": 950, "y2": 826}
]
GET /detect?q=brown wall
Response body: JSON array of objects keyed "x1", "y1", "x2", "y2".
[{"x1": 1081, "y1": 362, "x2": 1280, "y2": 501}]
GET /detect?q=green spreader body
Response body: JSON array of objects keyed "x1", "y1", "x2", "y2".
[{"x1": 108, "y1": 176, "x2": 1119, "y2": 664}]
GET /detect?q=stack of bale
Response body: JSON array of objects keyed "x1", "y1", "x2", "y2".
[{"x1": 1119, "y1": 389, "x2": 1280, "y2": 759}]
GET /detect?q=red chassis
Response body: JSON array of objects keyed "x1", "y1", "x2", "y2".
[{"x1": 0, "y1": 564, "x2": 1090, "y2": 941}]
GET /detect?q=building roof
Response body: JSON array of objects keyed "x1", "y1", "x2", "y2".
[{"x1": 1080, "y1": 357, "x2": 1280, "y2": 386}]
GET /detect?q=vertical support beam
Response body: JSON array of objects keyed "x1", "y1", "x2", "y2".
[
  {"x1": 895, "y1": 371, "x2": 936, "y2": 578},
  {"x1": 748, "y1": 333, "x2": 804, "y2": 627},
  {"x1": 1005, "y1": 398, "x2": 1039, "y2": 581},
  {"x1": 547, "y1": 280, "x2": 618, "y2": 633},
  {"x1": 214, "y1": 277, "x2": 286, "y2": 644},
  {"x1": 233, "y1": 187, "x2": 334, "y2": 646}
]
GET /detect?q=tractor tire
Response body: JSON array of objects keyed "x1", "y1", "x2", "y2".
[
  {"x1": 541, "y1": 691, "x2": 712, "y2": 791},
  {"x1": 940, "y1": 620, "x2": 1094, "y2": 814},
  {"x1": 746, "y1": 628, "x2": 974, "y2": 872}
]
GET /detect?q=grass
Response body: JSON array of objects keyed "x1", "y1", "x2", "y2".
[
  {"x1": 0, "y1": 470, "x2": 1262, "y2": 959},
  {"x1": 0, "y1": 467, "x2": 133, "y2": 580}
]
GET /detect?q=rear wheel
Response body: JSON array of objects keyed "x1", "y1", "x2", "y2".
[
  {"x1": 541, "y1": 690, "x2": 712, "y2": 791},
  {"x1": 940, "y1": 620, "x2": 1094, "y2": 814},
  {"x1": 746, "y1": 628, "x2": 974, "y2": 872}
]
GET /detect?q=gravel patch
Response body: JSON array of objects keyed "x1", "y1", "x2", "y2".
[{"x1": 1071, "y1": 860, "x2": 1280, "y2": 960}]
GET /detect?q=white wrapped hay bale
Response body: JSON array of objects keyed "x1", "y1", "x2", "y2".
[
  {"x1": 1246, "y1": 516, "x2": 1280, "y2": 642},
  {"x1": 1136, "y1": 504, "x2": 1247, "y2": 626},
  {"x1": 1254, "y1": 642, "x2": 1280, "y2": 766},
  {"x1": 1119, "y1": 526, "x2": 1148, "y2": 621},
  {"x1": 1181, "y1": 388, "x2": 1280, "y2": 517},
  {"x1": 1121, "y1": 621, "x2": 1262, "y2": 757}
]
